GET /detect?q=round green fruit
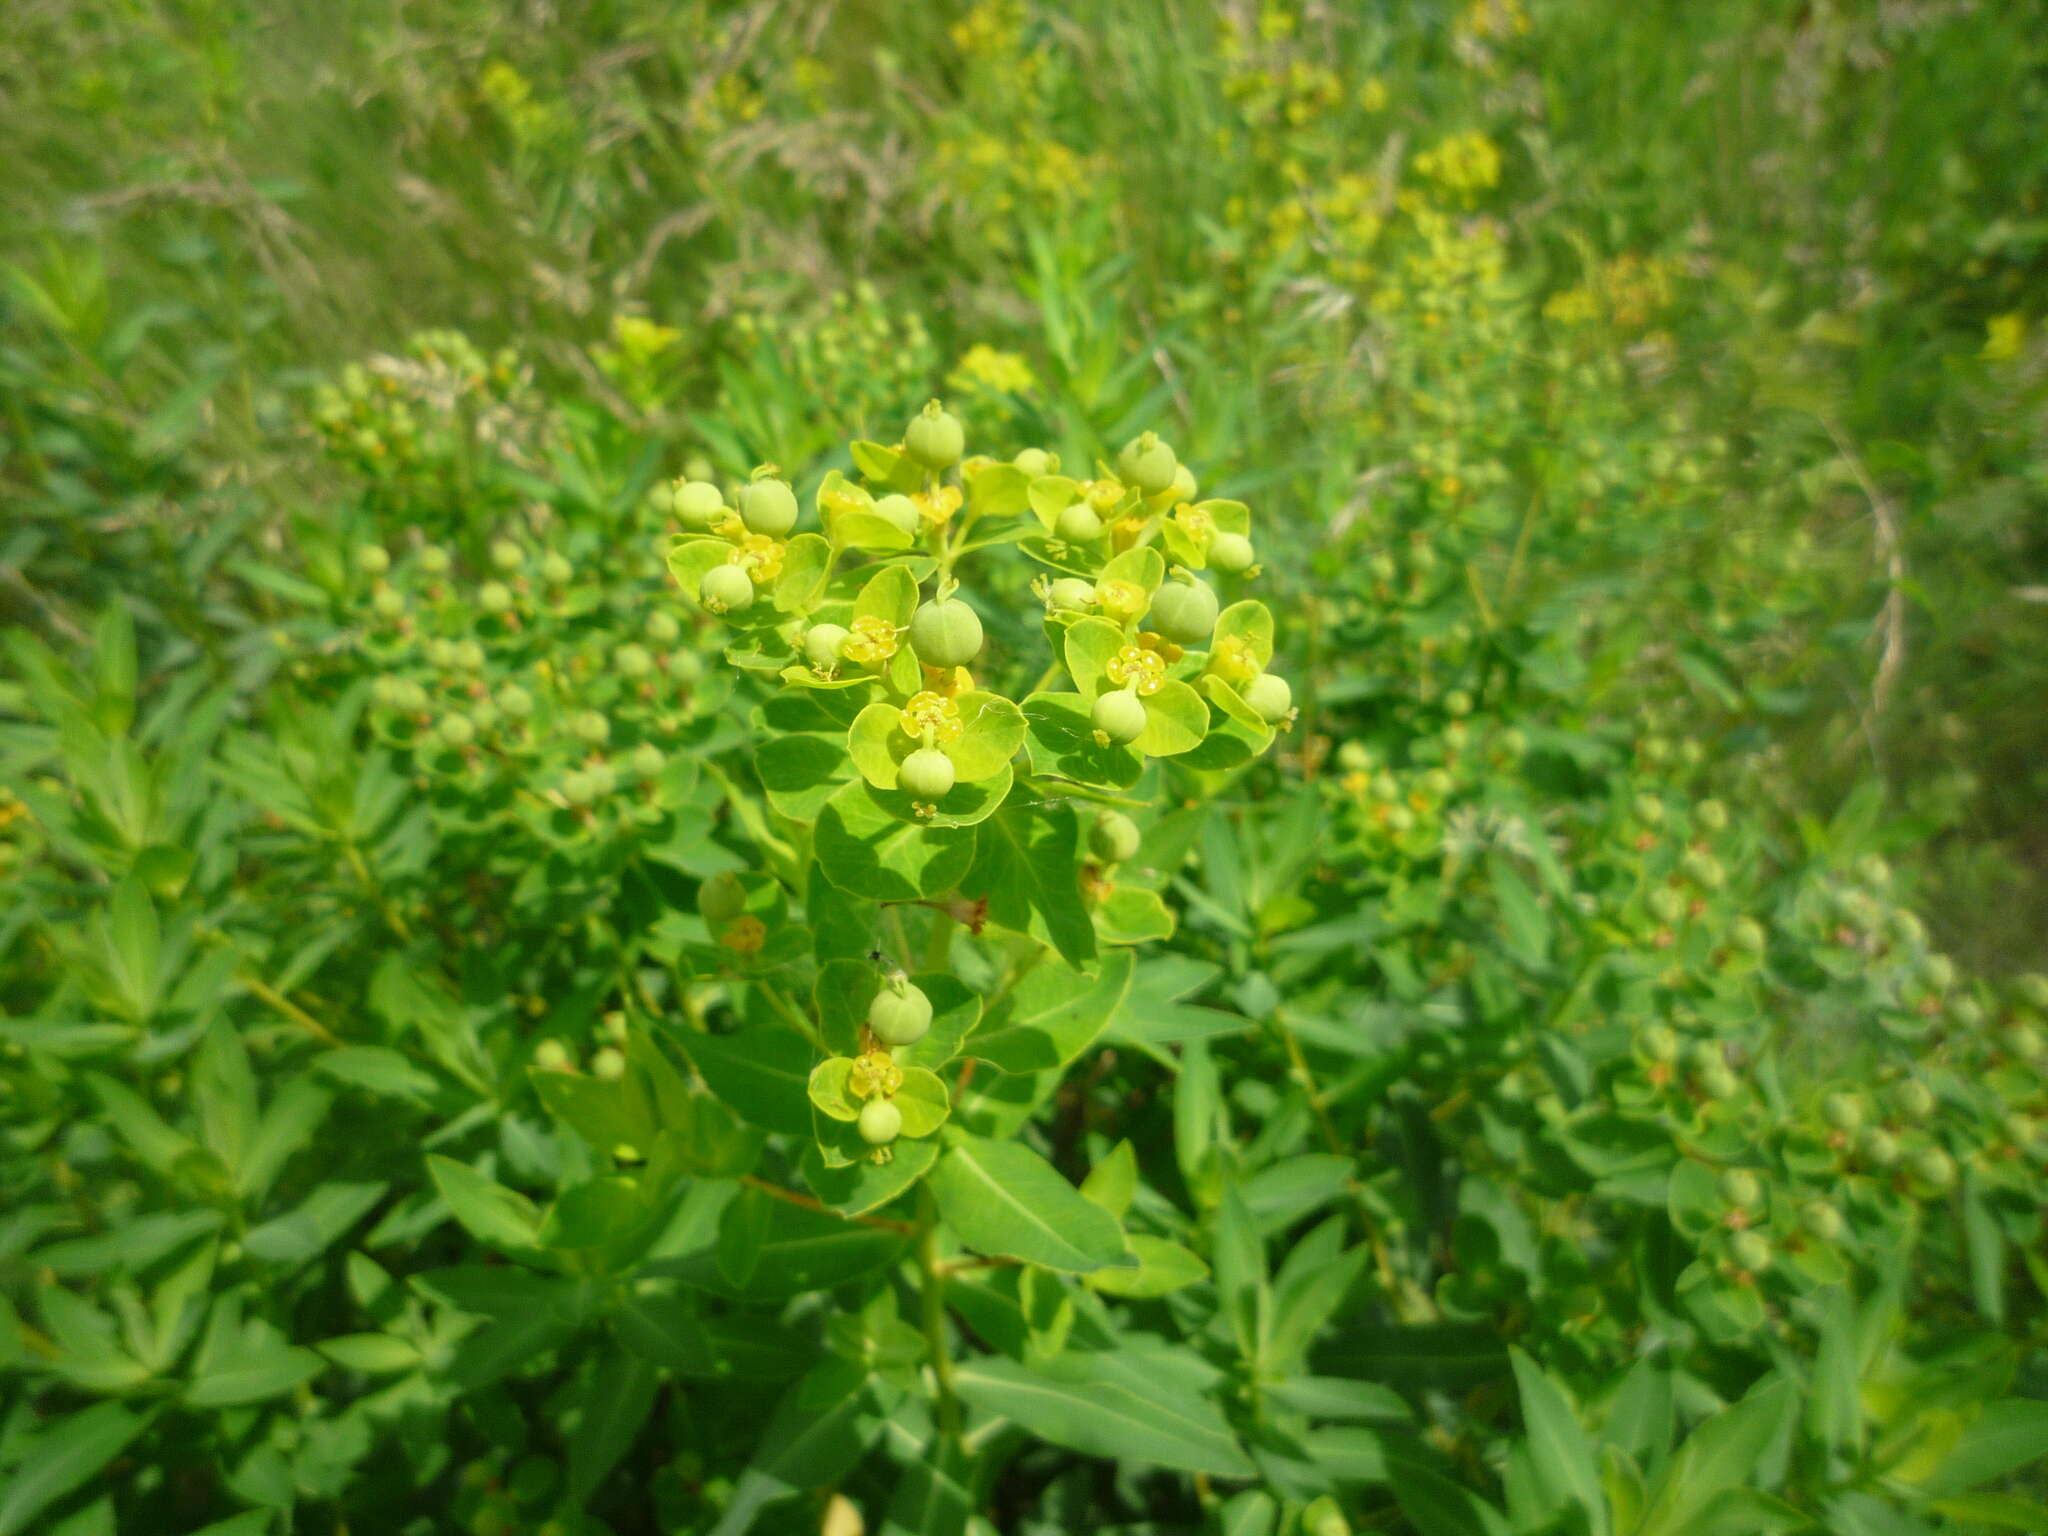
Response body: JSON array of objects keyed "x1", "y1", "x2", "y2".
[
  {"x1": 1729, "y1": 916, "x2": 1766, "y2": 955},
  {"x1": 1146, "y1": 576, "x2": 1218, "y2": 645},
  {"x1": 479, "y1": 581, "x2": 513, "y2": 614},
  {"x1": 739, "y1": 478, "x2": 798, "y2": 537},
  {"x1": 1090, "y1": 810, "x2": 1142, "y2": 865},
  {"x1": 1047, "y1": 578, "x2": 1096, "y2": 611},
  {"x1": 1911, "y1": 1146, "x2": 1956, "y2": 1190},
  {"x1": 700, "y1": 563, "x2": 755, "y2": 615},
  {"x1": 372, "y1": 586, "x2": 405, "y2": 619},
  {"x1": 1858, "y1": 1127, "x2": 1900, "y2": 1167},
  {"x1": 1697, "y1": 798, "x2": 1729, "y2": 831},
  {"x1": 1822, "y1": 1092, "x2": 1864, "y2": 1132},
  {"x1": 697, "y1": 871, "x2": 746, "y2": 924},
  {"x1": 1892, "y1": 1079, "x2": 1936, "y2": 1121},
  {"x1": 909, "y1": 598, "x2": 984, "y2": 668},
  {"x1": 1640, "y1": 1024, "x2": 1680, "y2": 1064},
  {"x1": 1092, "y1": 688, "x2": 1147, "y2": 744},
  {"x1": 1728, "y1": 1232, "x2": 1772, "y2": 1273},
  {"x1": 1718, "y1": 1168, "x2": 1761, "y2": 1209},
  {"x1": 905, "y1": 401, "x2": 965, "y2": 469},
  {"x1": 1117, "y1": 432, "x2": 1179, "y2": 496},
  {"x1": 630, "y1": 743, "x2": 665, "y2": 778},
  {"x1": 858, "y1": 1097, "x2": 903, "y2": 1146},
  {"x1": 615, "y1": 643, "x2": 653, "y2": 679},
  {"x1": 1801, "y1": 1201, "x2": 1845, "y2": 1242},
  {"x1": 356, "y1": 544, "x2": 391, "y2": 576},
  {"x1": 674, "y1": 480, "x2": 725, "y2": 529},
  {"x1": 571, "y1": 711, "x2": 610, "y2": 745},
  {"x1": 1444, "y1": 689, "x2": 1474, "y2": 718},
  {"x1": 591, "y1": 1047, "x2": 626, "y2": 1081},
  {"x1": 418, "y1": 546, "x2": 451, "y2": 576},
  {"x1": 805, "y1": 623, "x2": 851, "y2": 671},
  {"x1": 1056, "y1": 502, "x2": 1104, "y2": 543},
  {"x1": 437, "y1": 713, "x2": 475, "y2": 749},
  {"x1": 869, "y1": 981, "x2": 933, "y2": 1047},
  {"x1": 1207, "y1": 531, "x2": 1254, "y2": 573},
  {"x1": 646, "y1": 610, "x2": 682, "y2": 645},
  {"x1": 489, "y1": 538, "x2": 524, "y2": 572},
  {"x1": 899, "y1": 748, "x2": 956, "y2": 801},
  {"x1": 1166, "y1": 462, "x2": 1198, "y2": 504},
  {"x1": 1244, "y1": 672, "x2": 1293, "y2": 723},
  {"x1": 533, "y1": 1039, "x2": 572, "y2": 1072},
  {"x1": 540, "y1": 552, "x2": 573, "y2": 587},
  {"x1": 873, "y1": 494, "x2": 921, "y2": 538},
  {"x1": 1013, "y1": 447, "x2": 1055, "y2": 477}
]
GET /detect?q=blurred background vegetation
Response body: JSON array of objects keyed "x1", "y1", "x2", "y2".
[{"x1": 4, "y1": 0, "x2": 2045, "y2": 967}]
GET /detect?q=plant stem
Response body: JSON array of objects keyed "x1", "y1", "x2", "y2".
[
  {"x1": 917, "y1": 1183, "x2": 963, "y2": 1441},
  {"x1": 752, "y1": 980, "x2": 821, "y2": 1048},
  {"x1": 240, "y1": 973, "x2": 343, "y2": 1047}
]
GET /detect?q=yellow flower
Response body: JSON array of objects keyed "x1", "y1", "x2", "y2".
[
  {"x1": 843, "y1": 615, "x2": 900, "y2": 665},
  {"x1": 1174, "y1": 505, "x2": 1216, "y2": 544},
  {"x1": 849, "y1": 1050, "x2": 904, "y2": 1099},
  {"x1": 736, "y1": 534, "x2": 786, "y2": 582},
  {"x1": 611, "y1": 314, "x2": 681, "y2": 357},
  {"x1": 1105, "y1": 645, "x2": 1167, "y2": 697},
  {"x1": 1984, "y1": 312, "x2": 2026, "y2": 362},
  {"x1": 1359, "y1": 77, "x2": 1388, "y2": 112},
  {"x1": 951, "y1": 343, "x2": 1037, "y2": 395},
  {"x1": 1085, "y1": 479, "x2": 1125, "y2": 514},
  {"x1": 913, "y1": 485, "x2": 963, "y2": 527},
  {"x1": 1095, "y1": 579, "x2": 1148, "y2": 623},
  {"x1": 1210, "y1": 635, "x2": 1261, "y2": 683},
  {"x1": 720, "y1": 916, "x2": 767, "y2": 955},
  {"x1": 899, "y1": 691, "x2": 964, "y2": 745}
]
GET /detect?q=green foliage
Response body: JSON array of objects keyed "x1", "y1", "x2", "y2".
[{"x1": 5, "y1": 0, "x2": 2048, "y2": 1532}]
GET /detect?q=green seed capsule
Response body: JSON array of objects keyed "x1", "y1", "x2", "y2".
[
  {"x1": 1443, "y1": 689, "x2": 1473, "y2": 718},
  {"x1": 1092, "y1": 688, "x2": 1147, "y2": 744},
  {"x1": 1207, "y1": 531, "x2": 1255, "y2": 573},
  {"x1": 372, "y1": 585, "x2": 406, "y2": 619},
  {"x1": 591, "y1": 1047, "x2": 626, "y2": 1081},
  {"x1": 1047, "y1": 578, "x2": 1096, "y2": 611},
  {"x1": 1892, "y1": 1079, "x2": 1936, "y2": 1121},
  {"x1": 357, "y1": 544, "x2": 392, "y2": 576},
  {"x1": 479, "y1": 581, "x2": 514, "y2": 614},
  {"x1": 497, "y1": 684, "x2": 534, "y2": 719},
  {"x1": 1728, "y1": 1231, "x2": 1771, "y2": 1273},
  {"x1": 1822, "y1": 1092, "x2": 1864, "y2": 1132},
  {"x1": 561, "y1": 769, "x2": 597, "y2": 806},
  {"x1": 1243, "y1": 672, "x2": 1293, "y2": 723},
  {"x1": 1730, "y1": 916, "x2": 1766, "y2": 954},
  {"x1": 489, "y1": 538, "x2": 524, "y2": 572},
  {"x1": 868, "y1": 980, "x2": 933, "y2": 1047},
  {"x1": 909, "y1": 598, "x2": 984, "y2": 668},
  {"x1": 805, "y1": 623, "x2": 851, "y2": 671},
  {"x1": 1640, "y1": 1024, "x2": 1680, "y2": 1064},
  {"x1": 739, "y1": 477, "x2": 798, "y2": 536},
  {"x1": 1697, "y1": 798, "x2": 1729, "y2": 831},
  {"x1": 630, "y1": 743, "x2": 665, "y2": 778},
  {"x1": 858, "y1": 1097, "x2": 903, "y2": 1146},
  {"x1": 1146, "y1": 576, "x2": 1219, "y2": 645},
  {"x1": 419, "y1": 546, "x2": 451, "y2": 576},
  {"x1": 437, "y1": 713, "x2": 475, "y2": 749},
  {"x1": 533, "y1": 1039, "x2": 572, "y2": 1072},
  {"x1": 615, "y1": 643, "x2": 653, "y2": 679},
  {"x1": 1090, "y1": 810, "x2": 1142, "y2": 865},
  {"x1": 646, "y1": 610, "x2": 682, "y2": 645},
  {"x1": 700, "y1": 563, "x2": 755, "y2": 615},
  {"x1": 1911, "y1": 1146, "x2": 1955, "y2": 1191},
  {"x1": 1056, "y1": 502, "x2": 1104, "y2": 543},
  {"x1": 1858, "y1": 1127, "x2": 1900, "y2": 1167},
  {"x1": 1801, "y1": 1201, "x2": 1845, "y2": 1242},
  {"x1": 1718, "y1": 1168, "x2": 1761, "y2": 1209},
  {"x1": 899, "y1": 748, "x2": 956, "y2": 801},
  {"x1": 1117, "y1": 431, "x2": 1179, "y2": 496},
  {"x1": 873, "y1": 494, "x2": 921, "y2": 538},
  {"x1": 1166, "y1": 462, "x2": 1198, "y2": 504},
  {"x1": 1013, "y1": 447, "x2": 1055, "y2": 477},
  {"x1": 2005, "y1": 1023, "x2": 2045, "y2": 1060},
  {"x1": 905, "y1": 400, "x2": 965, "y2": 469},
  {"x1": 541, "y1": 552, "x2": 573, "y2": 586},
  {"x1": 674, "y1": 480, "x2": 725, "y2": 529},
  {"x1": 1700, "y1": 1066, "x2": 1740, "y2": 1100},
  {"x1": 698, "y1": 871, "x2": 746, "y2": 924}
]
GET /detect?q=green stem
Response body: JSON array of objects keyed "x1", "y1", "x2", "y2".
[
  {"x1": 923, "y1": 906, "x2": 954, "y2": 973},
  {"x1": 917, "y1": 1184, "x2": 963, "y2": 1441},
  {"x1": 753, "y1": 980, "x2": 822, "y2": 1048}
]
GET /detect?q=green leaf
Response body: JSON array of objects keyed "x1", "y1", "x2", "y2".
[
  {"x1": 1078, "y1": 1139, "x2": 1137, "y2": 1218},
  {"x1": 676, "y1": 1028, "x2": 816, "y2": 1138},
  {"x1": 1084, "y1": 1235, "x2": 1209, "y2": 1298},
  {"x1": 1020, "y1": 692, "x2": 1144, "y2": 788},
  {"x1": 425, "y1": 1155, "x2": 542, "y2": 1253},
  {"x1": 315, "y1": 1046, "x2": 440, "y2": 1102},
  {"x1": 814, "y1": 779, "x2": 979, "y2": 898},
  {"x1": 1510, "y1": 1347, "x2": 1609, "y2": 1536},
  {"x1": 969, "y1": 949, "x2": 1132, "y2": 1074},
  {"x1": 881, "y1": 1433, "x2": 973, "y2": 1536},
  {"x1": 952, "y1": 1349, "x2": 1254, "y2": 1477},
  {"x1": 1637, "y1": 1376, "x2": 1799, "y2": 1536},
  {"x1": 242, "y1": 1181, "x2": 387, "y2": 1267},
  {"x1": 185, "y1": 1345, "x2": 324, "y2": 1407},
  {"x1": 961, "y1": 791, "x2": 1097, "y2": 970},
  {"x1": 531, "y1": 1067, "x2": 657, "y2": 1152},
  {"x1": 314, "y1": 1333, "x2": 422, "y2": 1374},
  {"x1": 710, "y1": 1360, "x2": 898, "y2": 1536},
  {"x1": 773, "y1": 533, "x2": 831, "y2": 612},
  {"x1": 1915, "y1": 1401, "x2": 2048, "y2": 1497},
  {"x1": 1927, "y1": 1494, "x2": 2048, "y2": 1532},
  {"x1": 946, "y1": 691, "x2": 1026, "y2": 782},
  {"x1": 566, "y1": 1347, "x2": 660, "y2": 1507},
  {"x1": 801, "y1": 1137, "x2": 939, "y2": 1216},
  {"x1": 0, "y1": 1403, "x2": 152, "y2": 1536},
  {"x1": 1134, "y1": 679, "x2": 1208, "y2": 759},
  {"x1": 927, "y1": 1133, "x2": 1132, "y2": 1273},
  {"x1": 193, "y1": 1021, "x2": 258, "y2": 1183},
  {"x1": 1390, "y1": 1457, "x2": 1514, "y2": 1536}
]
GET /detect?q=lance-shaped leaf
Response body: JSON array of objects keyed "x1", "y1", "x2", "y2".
[{"x1": 927, "y1": 1131, "x2": 1132, "y2": 1273}]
